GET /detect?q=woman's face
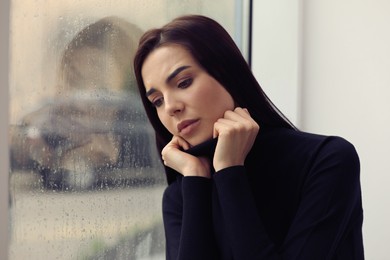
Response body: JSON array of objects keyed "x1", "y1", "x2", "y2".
[{"x1": 141, "y1": 44, "x2": 235, "y2": 146}]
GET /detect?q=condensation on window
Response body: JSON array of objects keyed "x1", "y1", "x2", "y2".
[{"x1": 8, "y1": 1, "x2": 245, "y2": 259}]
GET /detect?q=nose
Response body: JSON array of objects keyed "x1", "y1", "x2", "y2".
[{"x1": 164, "y1": 94, "x2": 184, "y2": 116}]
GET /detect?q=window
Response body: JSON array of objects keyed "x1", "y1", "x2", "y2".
[{"x1": 6, "y1": 1, "x2": 250, "y2": 259}]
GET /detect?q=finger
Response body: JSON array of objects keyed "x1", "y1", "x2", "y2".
[
  {"x1": 221, "y1": 113, "x2": 253, "y2": 128},
  {"x1": 240, "y1": 107, "x2": 250, "y2": 115},
  {"x1": 213, "y1": 120, "x2": 239, "y2": 139},
  {"x1": 215, "y1": 119, "x2": 242, "y2": 131},
  {"x1": 213, "y1": 123, "x2": 219, "y2": 139},
  {"x1": 215, "y1": 115, "x2": 259, "y2": 136},
  {"x1": 213, "y1": 119, "x2": 234, "y2": 138},
  {"x1": 233, "y1": 107, "x2": 252, "y2": 119},
  {"x1": 172, "y1": 135, "x2": 191, "y2": 150},
  {"x1": 223, "y1": 109, "x2": 250, "y2": 122},
  {"x1": 214, "y1": 108, "x2": 256, "y2": 138},
  {"x1": 234, "y1": 107, "x2": 249, "y2": 112}
]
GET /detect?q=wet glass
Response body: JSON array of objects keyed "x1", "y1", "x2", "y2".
[{"x1": 8, "y1": 1, "x2": 249, "y2": 259}]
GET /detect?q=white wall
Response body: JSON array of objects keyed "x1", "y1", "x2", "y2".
[
  {"x1": 252, "y1": 0, "x2": 301, "y2": 126},
  {"x1": 252, "y1": 1, "x2": 390, "y2": 259}
]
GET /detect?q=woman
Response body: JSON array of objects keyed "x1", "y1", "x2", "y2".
[{"x1": 134, "y1": 15, "x2": 364, "y2": 260}]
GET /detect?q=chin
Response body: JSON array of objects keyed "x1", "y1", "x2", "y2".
[{"x1": 187, "y1": 136, "x2": 212, "y2": 147}]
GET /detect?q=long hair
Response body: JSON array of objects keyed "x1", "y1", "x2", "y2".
[{"x1": 134, "y1": 15, "x2": 295, "y2": 181}]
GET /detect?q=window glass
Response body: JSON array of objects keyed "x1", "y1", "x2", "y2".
[{"x1": 8, "y1": 1, "x2": 249, "y2": 259}]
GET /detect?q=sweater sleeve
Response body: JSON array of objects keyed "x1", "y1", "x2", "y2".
[
  {"x1": 213, "y1": 137, "x2": 363, "y2": 259},
  {"x1": 162, "y1": 176, "x2": 219, "y2": 260}
]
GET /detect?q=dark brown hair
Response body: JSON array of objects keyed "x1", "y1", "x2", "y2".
[{"x1": 134, "y1": 15, "x2": 295, "y2": 176}]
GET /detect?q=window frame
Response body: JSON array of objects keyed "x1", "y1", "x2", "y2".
[
  {"x1": 0, "y1": 1, "x2": 252, "y2": 259},
  {"x1": 1, "y1": 0, "x2": 10, "y2": 259}
]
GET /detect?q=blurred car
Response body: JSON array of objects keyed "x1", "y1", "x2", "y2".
[{"x1": 10, "y1": 92, "x2": 164, "y2": 190}]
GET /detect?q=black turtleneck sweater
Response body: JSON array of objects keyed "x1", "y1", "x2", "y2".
[{"x1": 162, "y1": 127, "x2": 364, "y2": 260}]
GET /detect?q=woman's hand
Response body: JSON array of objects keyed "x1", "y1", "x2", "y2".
[
  {"x1": 162, "y1": 136, "x2": 211, "y2": 178},
  {"x1": 213, "y1": 107, "x2": 259, "y2": 172}
]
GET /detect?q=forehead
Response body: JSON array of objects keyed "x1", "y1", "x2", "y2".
[{"x1": 141, "y1": 44, "x2": 196, "y2": 87}]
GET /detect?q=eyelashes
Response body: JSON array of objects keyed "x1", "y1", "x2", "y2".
[
  {"x1": 152, "y1": 97, "x2": 164, "y2": 107},
  {"x1": 150, "y1": 77, "x2": 193, "y2": 108},
  {"x1": 177, "y1": 78, "x2": 193, "y2": 89}
]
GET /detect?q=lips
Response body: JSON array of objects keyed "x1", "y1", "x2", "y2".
[{"x1": 177, "y1": 119, "x2": 199, "y2": 133}]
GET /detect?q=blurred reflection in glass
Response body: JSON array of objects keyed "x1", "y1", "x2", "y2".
[
  {"x1": 10, "y1": 16, "x2": 163, "y2": 191},
  {"x1": 9, "y1": 2, "x2": 243, "y2": 258}
]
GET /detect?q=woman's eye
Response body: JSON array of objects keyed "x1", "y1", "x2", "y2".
[
  {"x1": 178, "y1": 78, "x2": 193, "y2": 89},
  {"x1": 152, "y1": 97, "x2": 164, "y2": 107}
]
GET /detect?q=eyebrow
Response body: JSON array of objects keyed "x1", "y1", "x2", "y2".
[
  {"x1": 145, "y1": 65, "x2": 191, "y2": 98},
  {"x1": 145, "y1": 88, "x2": 156, "y2": 97},
  {"x1": 166, "y1": 65, "x2": 191, "y2": 84}
]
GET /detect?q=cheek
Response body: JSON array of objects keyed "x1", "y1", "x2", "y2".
[
  {"x1": 194, "y1": 84, "x2": 220, "y2": 104},
  {"x1": 205, "y1": 86, "x2": 234, "y2": 111},
  {"x1": 157, "y1": 111, "x2": 175, "y2": 134},
  {"x1": 195, "y1": 90, "x2": 233, "y2": 119}
]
